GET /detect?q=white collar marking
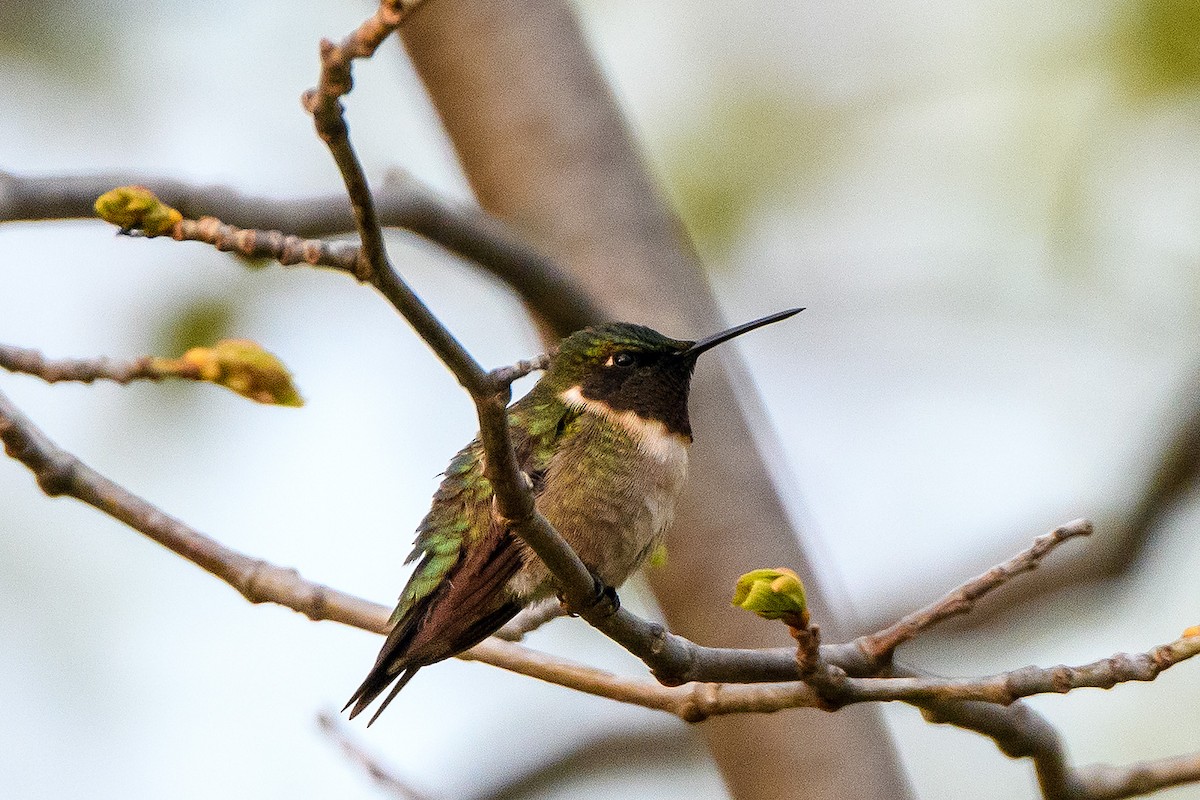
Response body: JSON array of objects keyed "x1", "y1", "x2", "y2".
[{"x1": 561, "y1": 385, "x2": 690, "y2": 465}]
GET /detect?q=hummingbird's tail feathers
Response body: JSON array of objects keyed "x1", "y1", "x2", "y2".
[
  {"x1": 366, "y1": 667, "x2": 419, "y2": 726},
  {"x1": 345, "y1": 489, "x2": 530, "y2": 724},
  {"x1": 343, "y1": 664, "x2": 420, "y2": 722},
  {"x1": 342, "y1": 598, "x2": 524, "y2": 723}
]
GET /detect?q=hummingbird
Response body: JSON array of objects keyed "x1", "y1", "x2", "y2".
[{"x1": 345, "y1": 308, "x2": 802, "y2": 723}]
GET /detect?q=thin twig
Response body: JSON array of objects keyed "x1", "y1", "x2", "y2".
[
  {"x1": 301, "y1": 15, "x2": 493, "y2": 399},
  {"x1": 842, "y1": 636, "x2": 1200, "y2": 706},
  {"x1": 317, "y1": 711, "x2": 435, "y2": 800},
  {"x1": 494, "y1": 600, "x2": 567, "y2": 641},
  {"x1": 0, "y1": 170, "x2": 604, "y2": 334},
  {"x1": 858, "y1": 519, "x2": 1094, "y2": 661},
  {"x1": 171, "y1": 216, "x2": 360, "y2": 272},
  {"x1": 0, "y1": 345, "x2": 159, "y2": 385},
  {"x1": 298, "y1": 3, "x2": 617, "y2": 647},
  {"x1": 1078, "y1": 749, "x2": 1200, "y2": 799}
]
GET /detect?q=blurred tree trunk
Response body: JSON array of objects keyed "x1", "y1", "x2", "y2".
[{"x1": 401, "y1": 2, "x2": 913, "y2": 798}]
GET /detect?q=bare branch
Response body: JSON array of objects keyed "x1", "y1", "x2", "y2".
[
  {"x1": 296, "y1": 2, "x2": 626, "y2": 660},
  {"x1": 1078, "y1": 750, "x2": 1200, "y2": 799},
  {"x1": 300, "y1": 13, "x2": 506, "y2": 403},
  {"x1": 0, "y1": 344, "x2": 159, "y2": 385},
  {"x1": 842, "y1": 635, "x2": 1200, "y2": 706},
  {"x1": 7, "y1": 378, "x2": 1200, "y2": 798},
  {"x1": 0, "y1": 386, "x2": 388, "y2": 630},
  {"x1": 0, "y1": 170, "x2": 603, "y2": 334},
  {"x1": 858, "y1": 519, "x2": 1094, "y2": 661},
  {"x1": 317, "y1": 711, "x2": 435, "y2": 800},
  {"x1": 170, "y1": 215, "x2": 360, "y2": 272},
  {"x1": 494, "y1": 599, "x2": 567, "y2": 641}
]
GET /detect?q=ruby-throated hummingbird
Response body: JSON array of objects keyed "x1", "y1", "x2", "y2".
[{"x1": 345, "y1": 308, "x2": 802, "y2": 723}]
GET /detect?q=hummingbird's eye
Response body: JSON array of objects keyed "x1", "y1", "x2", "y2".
[{"x1": 610, "y1": 351, "x2": 637, "y2": 368}]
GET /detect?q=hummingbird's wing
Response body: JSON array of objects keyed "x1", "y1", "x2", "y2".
[{"x1": 345, "y1": 399, "x2": 573, "y2": 723}]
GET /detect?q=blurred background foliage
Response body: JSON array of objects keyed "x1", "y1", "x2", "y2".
[
  {"x1": 1114, "y1": 0, "x2": 1200, "y2": 99},
  {"x1": 155, "y1": 297, "x2": 237, "y2": 356},
  {"x1": 656, "y1": 89, "x2": 849, "y2": 254}
]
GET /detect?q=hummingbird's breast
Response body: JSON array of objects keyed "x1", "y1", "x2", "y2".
[{"x1": 507, "y1": 397, "x2": 689, "y2": 599}]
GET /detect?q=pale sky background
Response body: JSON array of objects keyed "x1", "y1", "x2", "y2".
[{"x1": 2, "y1": 1, "x2": 1200, "y2": 798}]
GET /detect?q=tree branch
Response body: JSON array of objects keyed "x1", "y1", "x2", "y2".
[
  {"x1": 0, "y1": 169, "x2": 603, "y2": 334},
  {"x1": 846, "y1": 637, "x2": 1200, "y2": 707},
  {"x1": 858, "y1": 520, "x2": 1094, "y2": 661},
  {"x1": 168, "y1": 215, "x2": 360, "y2": 272},
  {"x1": 0, "y1": 386, "x2": 388, "y2": 631},
  {"x1": 494, "y1": 600, "x2": 566, "y2": 641},
  {"x1": 1078, "y1": 750, "x2": 1200, "y2": 799},
  {"x1": 0, "y1": 344, "x2": 162, "y2": 385},
  {"x1": 317, "y1": 711, "x2": 435, "y2": 800},
  {"x1": 4, "y1": 378, "x2": 1199, "y2": 798},
  {"x1": 294, "y1": 2, "x2": 739, "y2": 682}
]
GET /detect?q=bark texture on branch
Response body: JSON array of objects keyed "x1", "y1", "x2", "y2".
[{"x1": 399, "y1": 3, "x2": 912, "y2": 798}]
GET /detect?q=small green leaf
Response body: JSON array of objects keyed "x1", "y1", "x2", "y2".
[
  {"x1": 732, "y1": 567, "x2": 808, "y2": 624},
  {"x1": 94, "y1": 186, "x2": 182, "y2": 236}
]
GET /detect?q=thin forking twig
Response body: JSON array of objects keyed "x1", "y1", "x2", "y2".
[{"x1": 858, "y1": 519, "x2": 1094, "y2": 662}]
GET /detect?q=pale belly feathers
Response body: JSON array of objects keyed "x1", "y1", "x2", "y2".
[{"x1": 506, "y1": 388, "x2": 690, "y2": 599}]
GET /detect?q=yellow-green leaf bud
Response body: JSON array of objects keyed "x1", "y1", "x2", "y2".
[
  {"x1": 732, "y1": 567, "x2": 808, "y2": 624},
  {"x1": 94, "y1": 186, "x2": 182, "y2": 236},
  {"x1": 182, "y1": 339, "x2": 303, "y2": 407}
]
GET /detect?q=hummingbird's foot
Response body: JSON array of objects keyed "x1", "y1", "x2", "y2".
[
  {"x1": 556, "y1": 574, "x2": 620, "y2": 617},
  {"x1": 590, "y1": 573, "x2": 621, "y2": 615},
  {"x1": 556, "y1": 590, "x2": 578, "y2": 617}
]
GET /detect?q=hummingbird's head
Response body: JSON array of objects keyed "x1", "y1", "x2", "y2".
[{"x1": 543, "y1": 309, "x2": 802, "y2": 442}]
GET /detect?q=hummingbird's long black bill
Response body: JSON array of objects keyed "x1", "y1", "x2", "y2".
[{"x1": 683, "y1": 307, "x2": 804, "y2": 358}]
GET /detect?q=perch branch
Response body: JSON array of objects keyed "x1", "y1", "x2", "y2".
[
  {"x1": 298, "y1": 6, "x2": 664, "y2": 668},
  {"x1": 4, "y1": 383, "x2": 1198, "y2": 798}
]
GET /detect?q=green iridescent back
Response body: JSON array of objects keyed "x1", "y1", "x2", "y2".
[{"x1": 390, "y1": 390, "x2": 575, "y2": 624}]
